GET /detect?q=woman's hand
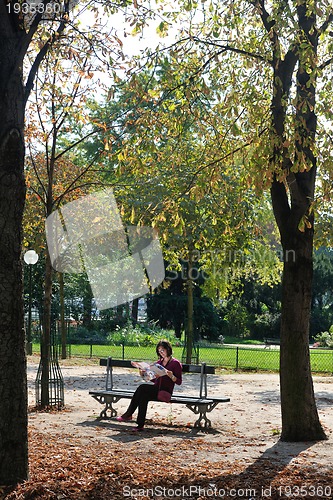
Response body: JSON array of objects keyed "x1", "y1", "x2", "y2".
[{"x1": 166, "y1": 370, "x2": 176, "y2": 382}]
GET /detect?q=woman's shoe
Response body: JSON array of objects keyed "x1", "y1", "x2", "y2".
[
  {"x1": 133, "y1": 426, "x2": 144, "y2": 432},
  {"x1": 116, "y1": 415, "x2": 133, "y2": 422}
]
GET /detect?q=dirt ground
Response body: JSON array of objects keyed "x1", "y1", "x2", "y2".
[{"x1": 10, "y1": 356, "x2": 333, "y2": 499}]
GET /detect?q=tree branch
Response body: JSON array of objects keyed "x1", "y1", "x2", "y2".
[
  {"x1": 28, "y1": 143, "x2": 48, "y2": 202},
  {"x1": 318, "y1": 12, "x2": 333, "y2": 35},
  {"x1": 176, "y1": 126, "x2": 268, "y2": 201},
  {"x1": 320, "y1": 55, "x2": 333, "y2": 71},
  {"x1": 52, "y1": 150, "x2": 104, "y2": 208},
  {"x1": 191, "y1": 36, "x2": 271, "y2": 65},
  {"x1": 24, "y1": 2, "x2": 71, "y2": 105}
]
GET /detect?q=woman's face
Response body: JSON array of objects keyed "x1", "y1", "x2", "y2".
[{"x1": 158, "y1": 346, "x2": 167, "y2": 358}]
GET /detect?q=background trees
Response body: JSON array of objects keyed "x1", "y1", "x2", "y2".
[
  {"x1": 24, "y1": 4, "x2": 333, "y2": 359},
  {"x1": 79, "y1": 55, "x2": 279, "y2": 360}
]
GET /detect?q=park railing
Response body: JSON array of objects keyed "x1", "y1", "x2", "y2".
[{"x1": 31, "y1": 341, "x2": 333, "y2": 374}]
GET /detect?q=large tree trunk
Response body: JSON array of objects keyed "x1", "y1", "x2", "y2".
[
  {"x1": 279, "y1": 231, "x2": 326, "y2": 441},
  {"x1": 0, "y1": 19, "x2": 29, "y2": 483},
  {"x1": 0, "y1": 1, "x2": 71, "y2": 484}
]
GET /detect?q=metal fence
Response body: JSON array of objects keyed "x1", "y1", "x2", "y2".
[{"x1": 31, "y1": 342, "x2": 333, "y2": 374}]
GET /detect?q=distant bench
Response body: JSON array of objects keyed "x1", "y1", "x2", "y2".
[
  {"x1": 89, "y1": 358, "x2": 230, "y2": 428},
  {"x1": 264, "y1": 338, "x2": 281, "y2": 347}
]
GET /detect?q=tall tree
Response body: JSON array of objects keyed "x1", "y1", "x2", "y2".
[
  {"x1": 26, "y1": 49, "x2": 105, "y2": 407},
  {"x1": 177, "y1": 0, "x2": 333, "y2": 440},
  {"x1": 0, "y1": 0, "x2": 150, "y2": 484},
  {"x1": 0, "y1": 2, "x2": 73, "y2": 484},
  {"x1": 83, "y1": 57, "x2": 275, "y2": 361}
]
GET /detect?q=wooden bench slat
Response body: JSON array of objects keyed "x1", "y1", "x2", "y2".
[
  {"x1": 89, "y1": 390, "x2": 229, "y2": 404},
  {"x1": 90, "y1": 390, "x2": 134, "y2": 397},
  {"x1": 171, "y1": 395, "x2": 230, "y2": 403},
  {"x1": 99, "y1": 358, "x2": 215, "y2": 374},
  {"x1": 90, "y1": 391, "x2": 213, "y2": 403},
  {"x1": 181, "y1": 364, "x2": 215, "y2": 374},
  {"x1": 99, "y1": 359, "x2": 133, "y2": 368}
]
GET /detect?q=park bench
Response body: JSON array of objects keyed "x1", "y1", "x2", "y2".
[
  {"x1": 89, "y1": 358, "x2": 230, "y2": 428},
  {"x1": 264, "y1": 337, "x2": 281, "y2": 347}
]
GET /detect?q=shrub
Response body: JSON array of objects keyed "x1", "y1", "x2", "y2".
[
  {"x1": 107, "y1": 322, "x2": 177, "y2": 346},
  {"x1": 68, "y1": 326, "x2": 108, "y2": 344},
  {"x1": 314, "y1": 325, "x2": 333, "y2": 348}
]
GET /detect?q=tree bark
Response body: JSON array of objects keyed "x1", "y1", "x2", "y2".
[
  {"x1": 279, "y1": 230, "x2": 326, "y2": 440},
  {"x1": 0, "y1": 13, "x2": 28, "y2": 483}
]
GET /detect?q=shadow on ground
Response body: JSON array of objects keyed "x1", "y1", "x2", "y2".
[{"x1": 77, "y1": 417, "x2": 221, "y2": 443}]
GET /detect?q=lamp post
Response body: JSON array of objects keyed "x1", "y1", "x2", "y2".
[{"x1": 24, "y1": 249, "x2": 39, "y2": 355}]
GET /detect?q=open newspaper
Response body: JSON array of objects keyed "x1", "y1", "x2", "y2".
[{"x1": 131, "y1": 361, "x2": 168, "y2": 382}]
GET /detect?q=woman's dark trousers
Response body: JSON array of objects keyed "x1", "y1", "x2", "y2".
[{"x1": 124, "y1": 384, "x2": 159, "y2": 427}]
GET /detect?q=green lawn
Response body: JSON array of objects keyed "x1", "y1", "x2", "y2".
[{"x1": 32, "y1": 343, "x2": 333, "y2": 373}]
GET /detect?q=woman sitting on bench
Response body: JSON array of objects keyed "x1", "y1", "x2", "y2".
[{"x1": 116, "y1": 340, "x2": 182, "y2": 431}]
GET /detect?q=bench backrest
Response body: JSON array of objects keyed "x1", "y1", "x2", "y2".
[{"x1": 99, "y1": 357, "x2": 215, "y2": 398}]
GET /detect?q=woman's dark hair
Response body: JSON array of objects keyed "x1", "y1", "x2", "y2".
[{"x1": 156, "y1": 340, "x2": 173, "y2": 357}]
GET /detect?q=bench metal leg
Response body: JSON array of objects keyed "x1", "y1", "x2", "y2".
[
  {"x1": 185, "y1": 402, "x2": 221, "y2": 428},
  {"x1": 194, "y1": 412, "x2": 211, "y2": 428},
  {"x1": 185, "y1": 403, "x2": 210, "y2": 428},
  {"x1": 100, "y1": 401, "x2": 117, "y2": 419},
  {"x1": 91, "y1": 394, "x2": 122, "y2": 419}
]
